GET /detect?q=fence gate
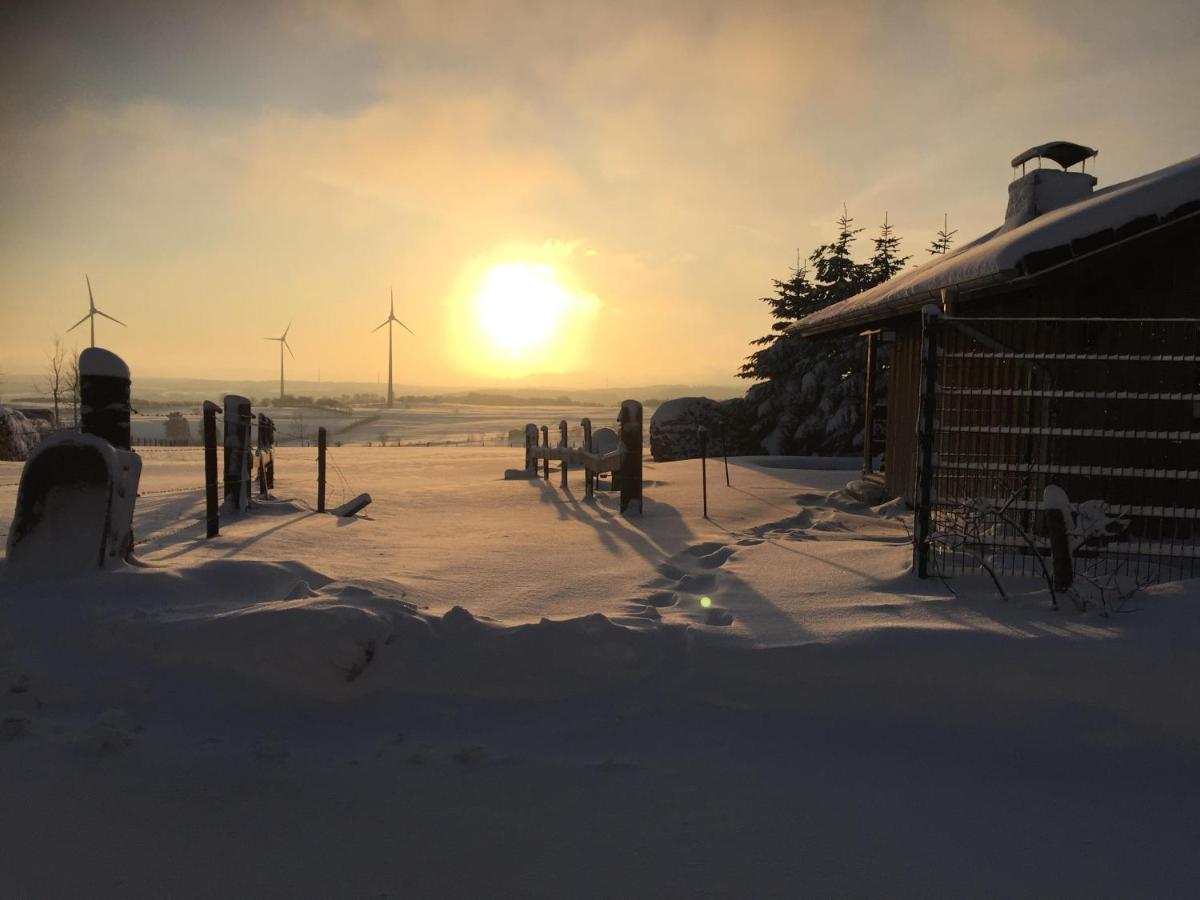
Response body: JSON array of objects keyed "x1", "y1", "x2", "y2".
[{"x1": 914, "y1": 311, "x2": 1200, "y2": 585}]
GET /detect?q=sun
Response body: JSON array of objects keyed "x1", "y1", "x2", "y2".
[{"x1": 474, "y1": 262, "x2": 572, "y2": 355}]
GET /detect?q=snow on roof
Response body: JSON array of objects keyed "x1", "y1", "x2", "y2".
[{"x1": 796, "y1": 153, "x2": 1200, "y2": 336}]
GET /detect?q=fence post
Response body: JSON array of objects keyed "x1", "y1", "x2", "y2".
[
  {"x1": 223, "y1": 394, "x2": 252, "y2": 511},
  {"x1": 317, "y1": 426, "x2": 327, "y2": 513},
  {"x1": 203, "y1": 400, "x2": 219, "y2": 538},
  {"x1": 559, "y1": 419, "x2": 569, "y2": 489},
  {"x1": 721, "y1": 420, "x2": 730, "y2": 487},
  {"x1": 1043, "y1": 485, "x2": 1075, "y2": 591},
  {"x1": 863, "y1": 330, "x2": 877, "y2": 476},
  {"x1": 524, "y1": 423, "x2": 538, "y2": 472},
  {"x1": 581, "y1": 418, "x2": 594, "y2": 500},
  {"x1": 699, "y1": 426, "x2": 708, "y2": 518},
  {"x1": 541, "y1": 426, "x2": 550, "y2": 480},
  {"x1": 914, "y1": 307, "x2": 940, "y2": 577},
  {"x1": 265, "y1": 416, "x2": 275, "y2": 489},
  {"x1": 618, "y1": 400, "x2": 643, "y2": 515},
  {"x1": 256, "y1": 413, "x2": 269, "y2": 498},
  {"x1": 79, "y1": 347, "x2": 132, "y2": 450}
]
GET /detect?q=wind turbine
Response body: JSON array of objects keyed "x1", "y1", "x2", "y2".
[
  {"x1": 67, "y1": 275, "x2": 126, "y2": 347},
  {"x1": 264, "y1": 322, "x2": 294, "y2": 401},
  {"x1": 371, "y1": 287, "x2": 414, "y2": 409}
]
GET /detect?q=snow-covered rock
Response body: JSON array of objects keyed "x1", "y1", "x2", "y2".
[
  {"x1": 649, "y1": 396, "x2": 753, "y2": 461},
  {"x1": 0, "y1": 407, "x2": 40, "y2": 462}
]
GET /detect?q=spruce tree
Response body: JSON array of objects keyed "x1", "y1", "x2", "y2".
[
  {"x1": 927, "y1": 212, "x2": 957, "y2": 255},
  {"x1": 740, "y1": 207, "x2": 908, "y2": 456},
  {"x1": 868, "y1": 212, "x2": 910, "y2": 282}
]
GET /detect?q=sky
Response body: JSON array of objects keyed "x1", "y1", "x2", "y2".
[{"x1": 1, "y1": 0, "x2": 1198, "y2": 391}]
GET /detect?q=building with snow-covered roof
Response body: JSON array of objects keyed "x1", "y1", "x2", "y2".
[{"x1": 795, "y1": 145, "x2": 1200, "y2": 583}]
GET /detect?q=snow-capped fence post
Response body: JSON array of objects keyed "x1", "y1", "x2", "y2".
[
  {"x1": 256, "y1": 413, "x2": 273, "y2": 499},
  {"x1": 264, "y1": 416, "x2": 275, "y2": 490},
  {"x1": 1043, "y1": 485, "x2": 1075, "y2": 591},
  {"x1": 79, "y1": 347, "x2": 132, "y2": 450},
  {"x1": 223, "y1": 395, "x2": 252, "y2": 512},
  {"x1": 699, "y1": 426, "x2": 708, "y2": 518},
  {"x1": 203, "y1": 400, "x2": 219, "y2": 538},
  {"x1": 559, "y1": 419, "x2": 569, "y2": 489},
  {"x1": 524, "y1": 423, "x2": 538, "y2": 472},
  {"x1": 618, "y1": 399, "x2": 643, "y2": 515},
  {"x1": 914, "y1": 307, "x2": 940, "y2": 578},
  {"x1": 317, "y1": 426, "x2": 327, "y2": 513},
  {"x1": 541, "y1": 425, "x2": 550, "y2": 480},
  {"x1": 581, "y1": 418, "x2": 594, "y2": 499}
]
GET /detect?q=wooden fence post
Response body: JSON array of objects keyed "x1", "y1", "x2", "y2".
[
  {"x1": 699, "y1": 426, "x2": 708, "y2": 518},
  {"x1": 721, "y1": 420, "x2": 730, "y2": 487},
  {"x1": 582, "y1": 418, "x2": 594, "y2": 500},
  {"x1": 559, "y1": 419, "x2": 569, "y2": 489},
  {"x1": 265, "y1": 416, "x2": 275, "y2": 489},
  {"x1": 525, "y1": 423, "x2": 538, "y2": 472},
  {"x1": 915, "y1": 307, "x2": 940, "y2": 577},
  {"x1": 257, "y1": 413, "x2": 269, "y2": 498},
  {"x1": 223, "y1": 394, "x2": 252, "y2": 511},
  {"x1": 203, "y1": 400, "x2": 219, "y2": 538},
  {"x1": 618, "y1": 400, "x2": 643, "y2": 515},
  {"x1": 541, "y1": 425, "x2": 550, "y2": 480},
  {"x1": 317, "y1": 426, "x2": 327, "y2": 513},
  {"x1": 79, "y1": 347, "x2": 132, "y2": 450}
]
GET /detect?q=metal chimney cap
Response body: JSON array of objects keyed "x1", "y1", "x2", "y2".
[{"x1": 1011, "y1": 141, "x2": 1098, "y2": 170}]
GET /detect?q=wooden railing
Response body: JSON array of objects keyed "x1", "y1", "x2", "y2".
[{"x1": 524, "y1": 399, "x2": 644, "y2": 514}]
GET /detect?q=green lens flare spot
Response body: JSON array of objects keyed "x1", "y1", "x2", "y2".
[{"x1": 700, "y1": 596, "x2": 712, "y2": 608}]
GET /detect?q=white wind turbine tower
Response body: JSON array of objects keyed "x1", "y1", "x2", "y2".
[
  {"x1": 371, "y1": 287, "x2": 414, "y2": 409},
  {"x1": 67, "y1": 275, "x2": 126, "y2": 347},
  {"x1": 264, "y1": 321, "x2": 294, "y2": 401}
]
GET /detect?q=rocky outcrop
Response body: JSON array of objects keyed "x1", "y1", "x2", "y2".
[{"x1": 649, "y1": 396, "x2": 755, "y2": 462}]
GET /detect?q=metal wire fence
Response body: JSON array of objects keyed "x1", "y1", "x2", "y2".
[{"x1": 916, "y1": 313, "x2": 1200, "y2": 585}]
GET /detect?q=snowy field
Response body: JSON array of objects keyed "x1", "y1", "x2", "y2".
[
  {"x1": 129, "y1": 401, "x2": 638, "y2": 447},
  {"x1": 2, "y1": 447, "x2": 1200, "y2": 897}
]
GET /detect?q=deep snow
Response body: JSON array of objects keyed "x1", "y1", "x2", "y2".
[{"x1": 2, "y1": 447, "x2": 1199, "y2": 897}]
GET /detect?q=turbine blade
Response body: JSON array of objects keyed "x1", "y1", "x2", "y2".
[
  {"x1": 284, "y1": 338, "x2": 294, "y2": 358},
  {"x1": 67, "y1": 312, "x2": 91, "y2": 332},
  {"x1": 86, "y1": 274, "x2": 95, "y2": 310},
  {"x1": 397, "y1": 319, "x2": 415, "y2": 336},
  {"x1": 371, "y1": 319, "x2": 390, "y2": 333},
  {"x1": 283, "y1": 321, "x2": 291, "y2": 340},
  {"x1": 390, "y1": 287, "x2": 394, "y2": 315},
  {"x1": 95, "y1": 309, "x2": 126, "y2": 326}
]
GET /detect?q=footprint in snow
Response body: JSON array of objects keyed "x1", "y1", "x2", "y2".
[
  {"x1": 695, "y1": 546, "x2": 736, "y2": 569},
  {"x1": 704, "y1": 607, "x2": 734, "y2": 627},
  {"x1": 643, "y1": 591, "x2": 678, "y2": 608}
]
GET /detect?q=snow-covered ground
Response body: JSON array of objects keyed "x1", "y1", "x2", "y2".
[
  {"x1": 129, "y1": 401, "x2": 638, "y2": 448},
  {"x1": 2, "y1": 447, "x2": 1199, "y2": 897}
]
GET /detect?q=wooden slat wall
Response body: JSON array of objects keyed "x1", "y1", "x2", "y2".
[{"x1": 884, "y1": 319, "x2": 922, "y2": 504}]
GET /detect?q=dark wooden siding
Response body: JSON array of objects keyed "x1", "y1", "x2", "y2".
[
  {"x1": 878, "y1": 214, "x2": 1200, "y2": 505},
  {"x1": 884, "y1": 318, "x2": 922, "y2": 503}
]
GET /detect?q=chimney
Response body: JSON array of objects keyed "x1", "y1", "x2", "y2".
[{"x1": 1004, "y1": 141, "x2": 1098, "y2": 231}]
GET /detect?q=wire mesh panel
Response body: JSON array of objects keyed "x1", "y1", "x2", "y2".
[{"x1": 916, "y1": 312, "x2": 1200, "y2": 585}]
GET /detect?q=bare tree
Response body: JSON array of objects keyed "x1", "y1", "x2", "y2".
[
  {"x1": 38, "y1": 337, "x2": 68, "y2": 427},
  {"x1": 66, "y1": 346, "x2": 81, "y2": 426}
]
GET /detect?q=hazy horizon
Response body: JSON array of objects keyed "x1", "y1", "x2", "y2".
[{"x1": 3, "y1": 0, "x2": 1199, "y2": 388}]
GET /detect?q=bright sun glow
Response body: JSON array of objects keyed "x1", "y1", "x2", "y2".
[{"x1": 475, "y1": 262, "x2": 572, "y2": 355}]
